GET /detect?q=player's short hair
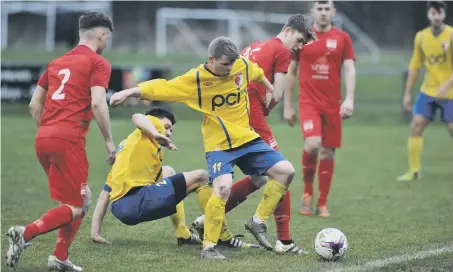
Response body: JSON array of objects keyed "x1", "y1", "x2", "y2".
[
  {"x1": 427, "y1": 1, "x2": 447, "y2": 12},
  {"x1": 79, "y1": 11, "x2": 113, "y2": 32},
  {"x1": 207, "y1": 36, "x2": 240, "y2": 62},
  {"x1": 313, "y1": 0, "x2": 335, "y2": 7},
  {"x1": 282, "y1": 14, "x2": 317, "y2": 42},
  {"x1": 145, "y1": 107, "x2": 176, "y2": 125}
]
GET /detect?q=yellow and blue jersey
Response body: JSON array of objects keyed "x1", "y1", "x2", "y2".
[
  {"x1": 409, "y1": 25, "x2": 453, "y2": 99},
  {"x1": 137, "y1": 57, "x2": 265, "y2": 152},
  {"x1": 107, "y1": 116, "x2": 165, "y2": 202}
]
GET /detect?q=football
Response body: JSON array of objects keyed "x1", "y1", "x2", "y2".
[{"x1": 314, "y1": 228, "x2": 348, "y2": 261}]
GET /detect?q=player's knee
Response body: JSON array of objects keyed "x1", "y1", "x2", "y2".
[
  {"x1": 280, "y1": 161, "x2": 296, "y2": 185},
  {"x1": 216, "y1": 184, "x2": 231, "y2": 200},
  {"x1": 304, "y1": 138, "x2": 321, "y2": 153},
  {"x1": 193, "y1": 169, "x2": 209, "y2": 185},
  {"x1": 319, "y1": 148, "x2": 335, "y2": 160},
  {"x1": 64, "y1": 205, "x2": 83, "y2": 219},
  {"x1": 162, "y1": 165, "x2": 176, "y2": 177},
  {"x1": 411, "y1": 116, "x2": 427, "y2": 136}
]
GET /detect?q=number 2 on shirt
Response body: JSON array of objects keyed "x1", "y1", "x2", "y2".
[{"x1": 51, "y1": 68, "x2": 71, "y2": 100}]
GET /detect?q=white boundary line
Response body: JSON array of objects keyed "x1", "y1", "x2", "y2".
[{"x1": 331, "y1": 245, "x2": 453, "y2": 272}]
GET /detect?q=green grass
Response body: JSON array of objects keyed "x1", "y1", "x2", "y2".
[{"x1": 2, "y1": 114, "x2": 453, "y2": 272}]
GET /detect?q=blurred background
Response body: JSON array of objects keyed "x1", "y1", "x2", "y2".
[{"x1": 2, "y1": 0, "x2": 453, "y2": 123}]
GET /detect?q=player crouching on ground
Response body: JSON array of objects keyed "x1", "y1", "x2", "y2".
[
  {"x1": 91, "y1": 108, "x2": 259, "y2": 249},
  {"x1": 91, "y1": 107, "x2": 208, "y2": 244}
]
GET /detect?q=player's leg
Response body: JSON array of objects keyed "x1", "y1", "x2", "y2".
[
  {"x1": 192, "y1": 175, "x2": 261, "y2": 249},
  {"x1": 91, "y1": 173, "x2": 112, "y2": 244},
  {"x1": 398, "y1": 93, "x2": 434, "y2": 181},
  {"x1": 236, "y1": 140, "x2": 295, "y2": 250},
  {"x1": 315, "y1": 108, "x2": 342, "y2": 217},
  {"x1": 161, "y1": 166, "x2": 201, "y2": 246},
  {"x1": 439, "y1": 98, "x2": 453, "y2": 138},
  {"x1": 111, "y1": 169, "x2": 209, "y2": 226},
  {"x1": 251, "y1": 120, "x2": 306, "y2": 254},
  {"x1": 6, "y1": 138, "x2": 86, "y2": 270},
  {"x1": 299, "y1": 104, "x2": 323, "y2": 215},
  {"x1": 201, "y1": 151, "x2": 237, "y2": 259}
]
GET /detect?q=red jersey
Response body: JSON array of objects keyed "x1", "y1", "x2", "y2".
[
  {"x1": 293, "y1": 27, "x2": 355, "y2": 107},
  {"x1": 241, "y1": 37, "x2": 291, "y2": 98},
  {"x1": 36, "y1": 45, "x2": 111, "y2": 143}
]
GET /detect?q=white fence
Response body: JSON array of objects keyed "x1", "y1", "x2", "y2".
[{"x1": 155, "y1": 8, "x2": 381, "y2": 63}]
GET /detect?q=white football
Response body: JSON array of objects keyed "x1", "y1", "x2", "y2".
[{"x1": 314, "y1": 228, "x2": 348, "y2": 261}]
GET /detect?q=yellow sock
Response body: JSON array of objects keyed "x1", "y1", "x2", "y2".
[
  {"x1": 255, "y1": 179, "x2": 287, "y2": 222},
  {"x1": 170, "y1": 201, "x2": 191, "y2": 239},
  {"x1": 203, "y1": 195, "x2": 226, "y2": 248},
  {"x1": 408, "y1": 136, "x2": 423, "y2": 172},
  {"x1": 219, "y1": 220, "x2": 233, "y2": 241},
  {"x1": 196, "y1": 184, "x2": 213, "y2": 213},
  {"x1": 196, "y1": 184, "x2": 233, "y2": 242}
]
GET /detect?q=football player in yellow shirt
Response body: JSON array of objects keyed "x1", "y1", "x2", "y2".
[
  {"x1": 110, "y1": 36, "x2": 302, "y2": 259},
  {"x1": 399, "y1": 1, "x2": 453, "y2": 181},
  {"x1": 90, "y1": 107, "x2": 210, "y2": 245},
  {"x1": 90, "y1": 108, "x2": 257, "y2": 249}
]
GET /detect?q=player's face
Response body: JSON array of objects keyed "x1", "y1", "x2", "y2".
[
  {"x1": 96, "y1": 28, "x2": 112, "y2": 54},
  {"x1": 427, "y1": 8, "x2": 445, "y2": 27},
  {"x1": 160, "y1": 117, "x2": 173, "y2": 139},
  {"x1": 312, "y1": 1, "x2": 336, "y2": 27},
  {"x1": 285, "y1": 29, "x2": 307, "y2": 53},
  {"x1": 209, "y1": 55, "x2": 235, "y2": 76}
]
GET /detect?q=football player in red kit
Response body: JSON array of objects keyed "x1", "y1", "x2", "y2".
[
  {"x1": 6, "y1": 12, "x2": 115, "y2": 271},
  {"x1": 284, "y1": 1, "x2": 356, "y2": 217},
  {"x1": 191, "y1": 14, "x2": 317, "y2": 253}
]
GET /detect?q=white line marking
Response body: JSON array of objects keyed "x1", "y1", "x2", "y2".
[{"x1": 331, "y1": 245, "x2": 453, "y2": 272}]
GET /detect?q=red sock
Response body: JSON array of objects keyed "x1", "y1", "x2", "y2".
[
  {"x1": 53, "y1": 213, "x2": 85, "y2": 261},
  {"x1": 318, "y1": 159, "x2": 335, "y2": 207},
  {"x1": 302, "y1": 150, "x2": 318, "y2": 196},
  {"x1": 273, "y1": 190, "x2": 291, "y2": 241},
  {"x1": 23, "y1": 205, "x2": 73, "y2": 242},
  {"x1": 225, "y1": 176, "x2": 258, "y2": 213}
]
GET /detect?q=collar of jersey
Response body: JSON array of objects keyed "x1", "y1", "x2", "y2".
[{"x1": 203, "y1": 63, "x2": 220, "y2": 77}]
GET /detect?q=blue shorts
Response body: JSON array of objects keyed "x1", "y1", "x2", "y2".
[
  {"x1": 205, "y1": 138, "x2": 286, "y2": 181},
  {"x1": 105, "y1": 173, "x2": 187, "y2": 226},
  {"x1": 413, "y1": 92, "x2": 453, "y2": 123}
]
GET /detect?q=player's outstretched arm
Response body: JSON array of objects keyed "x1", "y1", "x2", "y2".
[
  {"x1": 283, "y1": 59, "x2": 299, "y2": 126},
  {"x1": 132, "y1": 113, "x2": 177, "y2": 151},
  {"x1": 91, "y1": 86, "x2": 116, "y2": 165},
  {"x1": 29, "y1": 85, "x2": 47, "y2": 128},
  {"x1": 109, "y1": 87, "x2": 142, "y2": 107},
  {"x1": 91, "y1": 190, "x2": 111, "y2": 244}
]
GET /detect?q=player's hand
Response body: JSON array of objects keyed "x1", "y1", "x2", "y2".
[
  {"x1": 262, "y1": 90, "x2": 274, "y2": 109},
  {"x1": 109, "y1": 91, "x2": 128, "y2": 107},
  {"x1": 153, "y1": 133, "x2": 177, "y2": 151},
  {"x1": 105, "y1": 140, "x2": 116, "y2": 165},
  {"x1": 340, "y1": 97, "x2": 354, "y2": 120},
  {"x1": 283, "y1": 106, "x2": 296, "y2": 127},
  {"x1": 438, "y1": 84, "x2": 450, "y2": 98},
  {"x1": 403, "y1": 93, "x2": 412, "y2": 112},
  {"x1": 92, "y1": 235, "x2": 111, "y2": 245}
]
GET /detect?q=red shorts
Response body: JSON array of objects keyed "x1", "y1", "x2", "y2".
[
  {"x1": 35, "y1": 137, "x2": 88, "y2": 207},
  {"x1": 249, "y1": 92, "x2": 278, "y2": 150},
  {"x1": 299, "y1": 103, "x2": 342, "y2": 148}
]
